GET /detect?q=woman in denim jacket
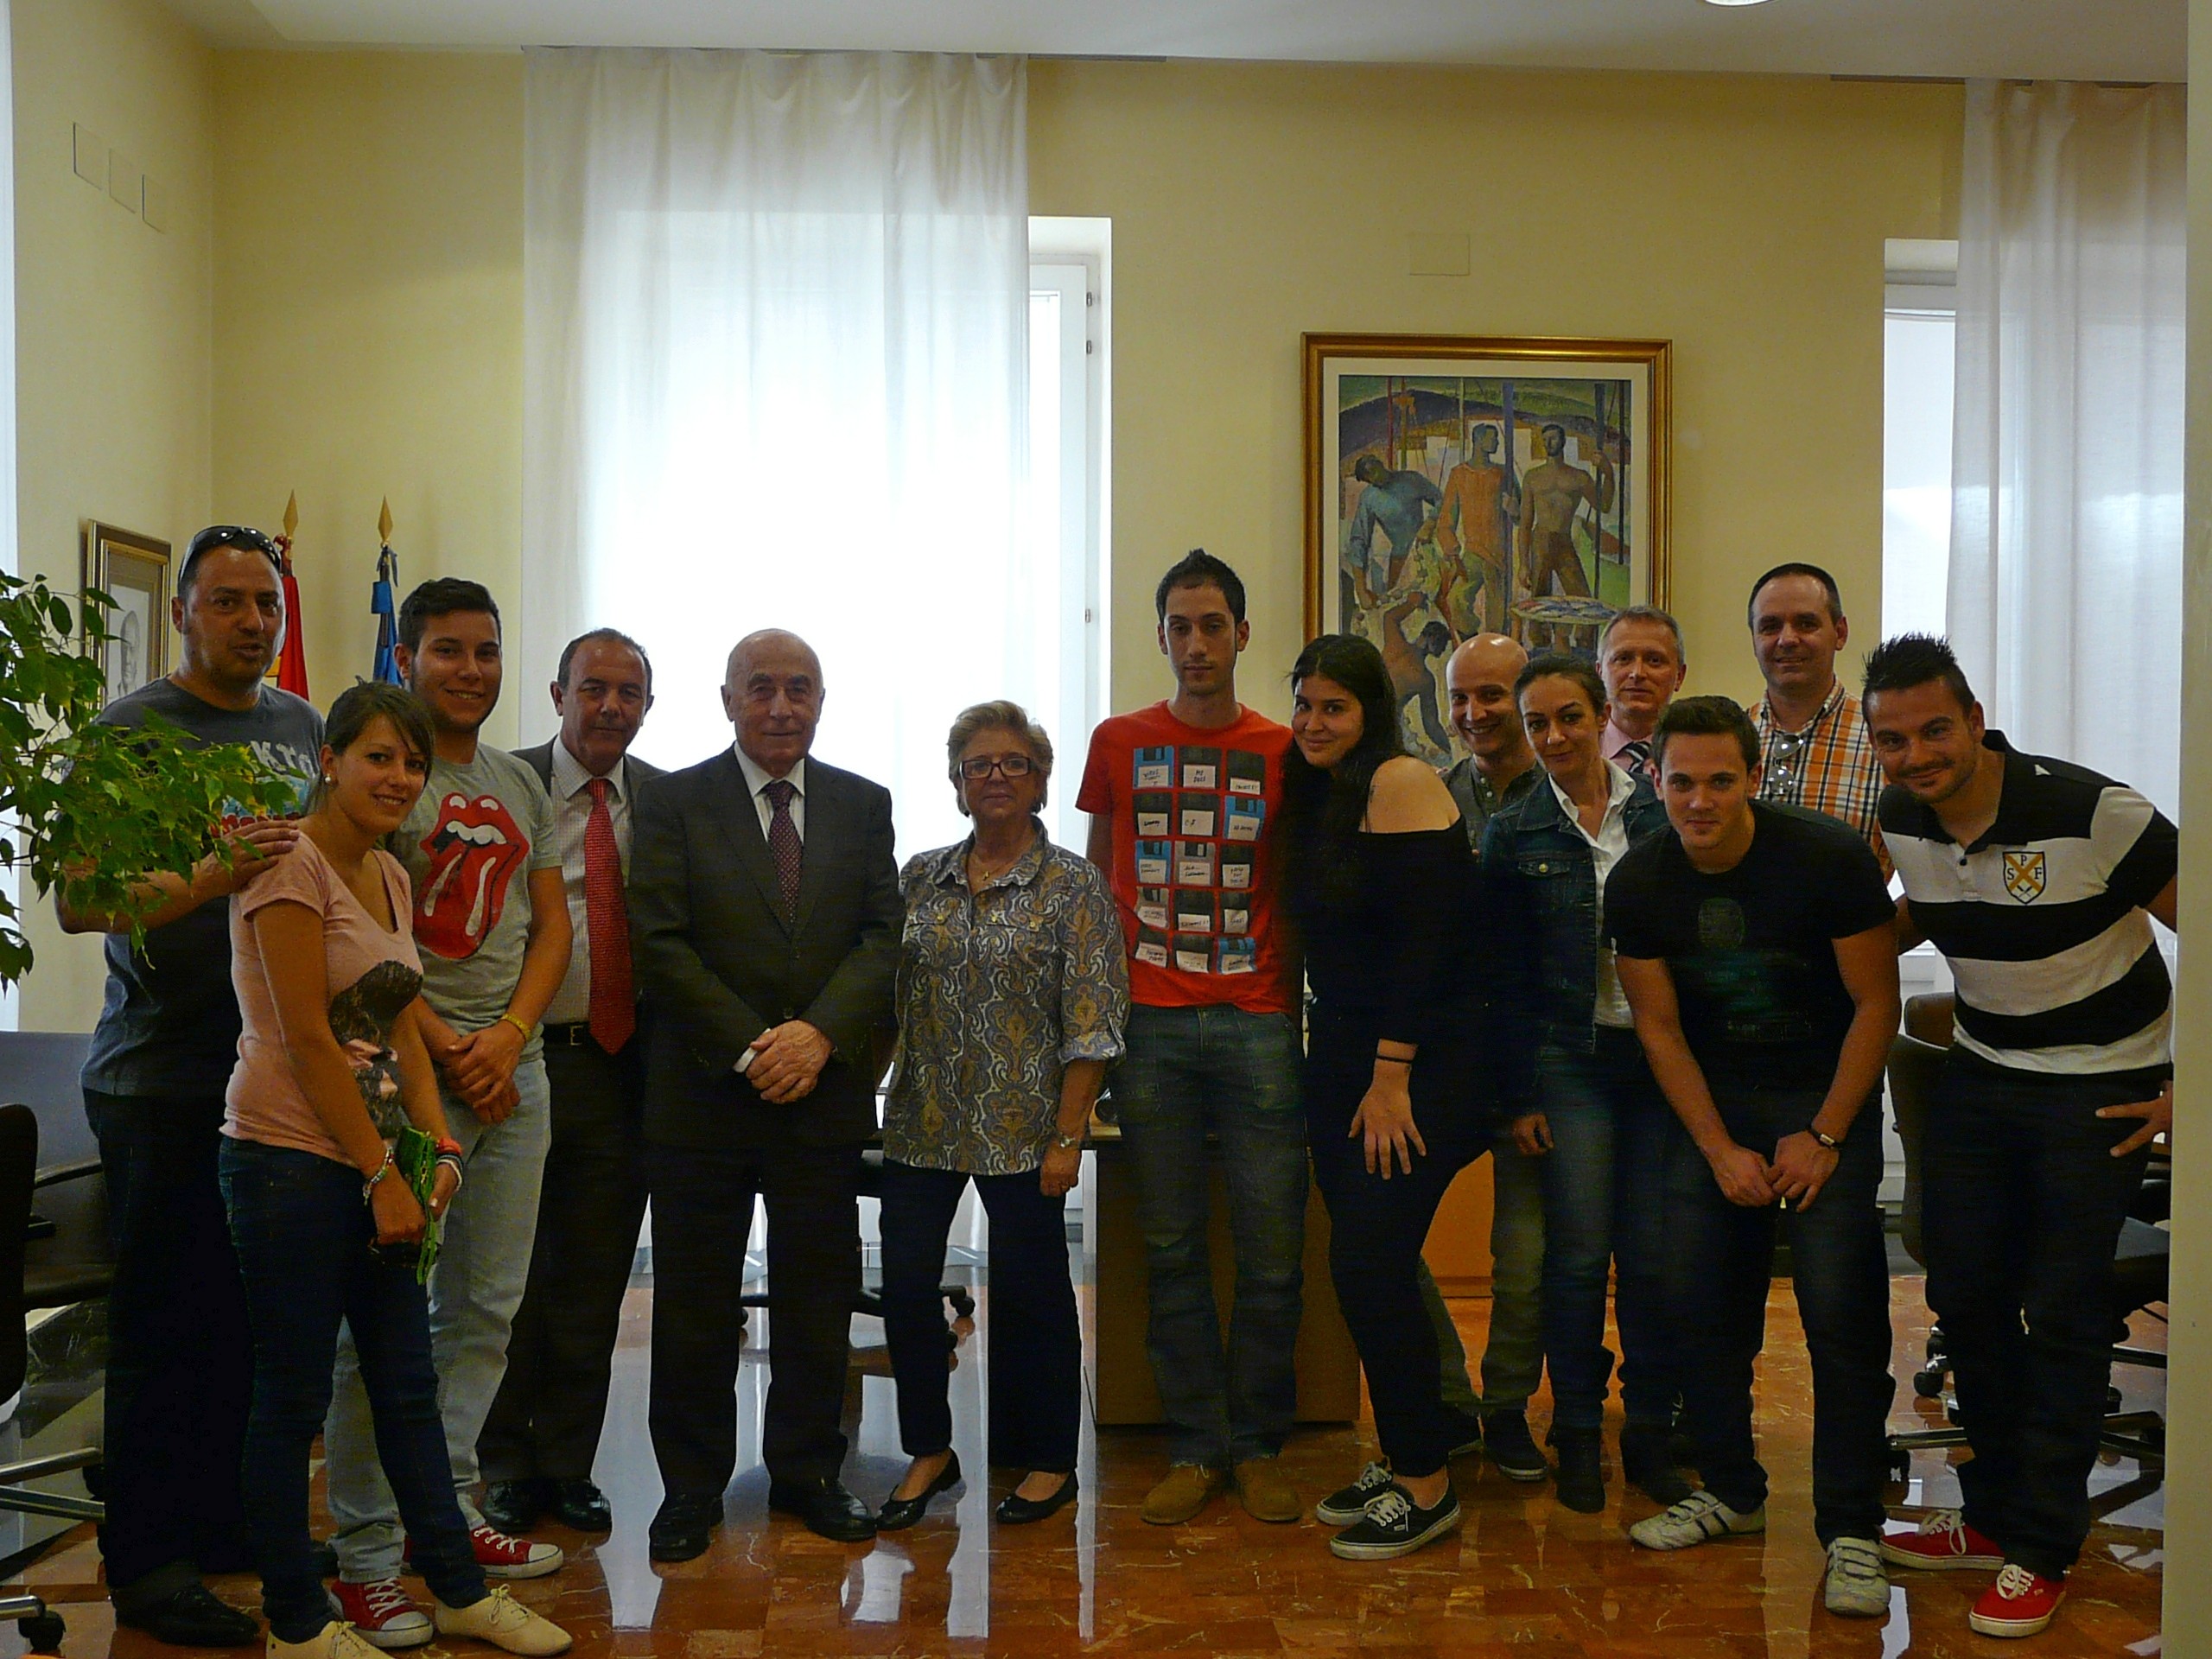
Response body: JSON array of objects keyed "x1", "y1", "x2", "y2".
[{"x1": 1478, "y1": 652, "x2": 1688, "y2": 1514}]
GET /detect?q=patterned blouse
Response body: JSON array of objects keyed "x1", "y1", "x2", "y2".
[{"x1": 885, "y1": 823, "x2": 1130, "y2": 1175}]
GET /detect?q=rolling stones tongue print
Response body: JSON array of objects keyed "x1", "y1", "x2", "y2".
[{"x1": 416, "y1": 791, "x2": 528, "y2": 960}]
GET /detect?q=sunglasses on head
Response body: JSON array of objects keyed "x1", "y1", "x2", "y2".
[{"x1": 179, "y1": 524, "x2": 283, "y2": 590}]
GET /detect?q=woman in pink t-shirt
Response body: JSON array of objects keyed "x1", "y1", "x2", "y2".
[{"x1": 221, "y1": 682, "x2": 569, "y2": 1659}]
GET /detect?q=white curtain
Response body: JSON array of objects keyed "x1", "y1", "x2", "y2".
[
  {"x1": 523, "y1": 49, "x2": 1033, "y2": 861},
  {"x1": 1948, "y1": 79, "x2": 2187, "y2": 814}
]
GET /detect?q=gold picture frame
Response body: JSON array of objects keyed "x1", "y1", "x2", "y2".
[
  {"x1": 1302, "y1": 333, "x2": 1672, "y2": 762},
  {"x1": 83, "y1": 521, "x2": 174, "y2": 702}
]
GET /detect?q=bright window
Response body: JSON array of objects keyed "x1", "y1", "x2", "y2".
[{"x1": 1881, "y1": 302, "x2": 1956, "y2": 642}]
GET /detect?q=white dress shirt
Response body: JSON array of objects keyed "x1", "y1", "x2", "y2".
[
  {"x1": 542, "y1": 739, "x2": 638, "y2": 1027},
  {"x1": 1549, "y1": 760, "x2": 1640, "y2": 1030},
  {"x1": 733, "y1": 744, "x2": 808, "y2": 843}
]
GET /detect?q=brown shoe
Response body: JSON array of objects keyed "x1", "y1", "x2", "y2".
[
  {"x1": 1234, "y1": 1458, "x2": 1300, "y2": 1523},
  {"x1": 1141, "y1": 1464, "x2": 1229, "y2": 1525}
]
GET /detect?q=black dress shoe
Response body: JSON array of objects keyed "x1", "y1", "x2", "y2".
[
  {"x1": 552, "y1": 1478, "x2": 613, "y2": 1533},
  {"x1": 647, "y1": 1494, "x2": 723, "y2": 1564},
  {"x1": 483, "y1": 1477, "x2": 555, "y2": 1535},
  {"x1": 115, "y1": 1583, "x2": 260, "y2": 1648},
  {"x1": 877, "y1": 1452, "x2": 963, "y2": 1531},
  {"x1": 995, "y1": 1472, "x2": 1078, "y2": 1526},
  {"x1": 768, "y1": 1478, "x2": 877, "y2": 1542}
]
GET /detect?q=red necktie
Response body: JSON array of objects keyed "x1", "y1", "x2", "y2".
[
  {"x1": 764, "y1": 778, "x2": 802, "y2": 921},
  {"x1": 584, "y1": 777, "x2": 635, "y2": 1053}
]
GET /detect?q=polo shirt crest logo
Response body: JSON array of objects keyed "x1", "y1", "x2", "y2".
[{"x1": 2002, "y1": 849, "x2": 2048, "y2": 903}]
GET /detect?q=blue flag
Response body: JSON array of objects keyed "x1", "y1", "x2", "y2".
[{"x1": 372, "y1": 546, "x2": 402, "y2": 685}]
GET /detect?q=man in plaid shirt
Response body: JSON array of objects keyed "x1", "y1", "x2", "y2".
[{"x1": 1745, "y1": 563, "x2": 1891, "y2": 877}]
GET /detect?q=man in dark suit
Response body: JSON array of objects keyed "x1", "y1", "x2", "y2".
[
  {"x1": 480, "y1": 629, "x2": 662, "y2": 1537},
  {"x1": 629, "y1": 628, "x2": 901, "y2": 1557}
]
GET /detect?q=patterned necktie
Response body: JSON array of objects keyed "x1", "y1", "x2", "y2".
[
  {"x1": 584, "y1": 778, "x2": 635, "y2": 1054},
  {"x1": 1618, "y1": 739, "x2": 1652, "y2": 779},
  {"x1": 764, "y1": 778, "x2": 802, "y2": 921}
]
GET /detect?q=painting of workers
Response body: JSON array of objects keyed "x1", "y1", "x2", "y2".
[{"x1": 1303, "y1": 334, "x2": 1671, "y2": 764}]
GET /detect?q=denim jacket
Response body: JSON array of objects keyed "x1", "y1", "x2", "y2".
[{"x1": 1479, "y1": 768, "x2": 1669, "y2": 1108}]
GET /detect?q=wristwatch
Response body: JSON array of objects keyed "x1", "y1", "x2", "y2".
[
  {"x1": 1052, "y1": 1130, "x2": 1083, "y2": 1152},
  {"x1": 1810, "y1": 1128, "x2": 1843, "y2": 1151}
]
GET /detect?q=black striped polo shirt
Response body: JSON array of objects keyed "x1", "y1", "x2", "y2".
[{"x1": 1881, "y1": 732, "x2": 2177, "y2": 1077}]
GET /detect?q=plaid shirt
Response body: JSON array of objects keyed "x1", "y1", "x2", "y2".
[{"x1": 1752, "y1": 678, "x2": 1891, "y2": 877}]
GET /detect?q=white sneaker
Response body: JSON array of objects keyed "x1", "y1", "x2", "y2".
[
  {"x1": 433, "y1": 1586, "x2": 573, "y2": 1656},
  {"x1": 1628, "y1": 1491, "x2": 1767, "y2": 1551},
  {"x1": 269, "y1": 1624, "x2": 387, "y2": 1659},
  {"x1": 1823, "y1": 1537, "x2": 1891, "y2": 1618}
]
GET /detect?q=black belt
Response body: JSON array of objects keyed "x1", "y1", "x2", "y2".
[{"x1": 544, "y1": 1022, "x2": 598, "y2": 1047}]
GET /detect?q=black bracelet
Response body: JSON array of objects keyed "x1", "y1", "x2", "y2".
[{"x1": 1810, "y1": 1128, "x2": 1842, "y2": 1150}]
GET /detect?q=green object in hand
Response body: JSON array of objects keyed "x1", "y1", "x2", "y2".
[{"x1": 393, "y1": 1127, "x2": 443, "y2": 1285}]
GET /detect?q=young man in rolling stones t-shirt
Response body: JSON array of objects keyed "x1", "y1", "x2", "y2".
[
  {"x1": 320, "y1": 580, "x2": 575, "y2": 1647},
  {"x1": 1079, "y1": 551, "x2": 1305, "y2": 1529}
]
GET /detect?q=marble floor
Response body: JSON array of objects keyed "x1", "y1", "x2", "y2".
[{"x1": 0, "y1": 1274, "x2": 2166, "y2": 1658}]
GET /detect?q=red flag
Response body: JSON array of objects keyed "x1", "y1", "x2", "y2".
[{"x1": 273, "y1": 495, "x2": 310, "y2": 698}]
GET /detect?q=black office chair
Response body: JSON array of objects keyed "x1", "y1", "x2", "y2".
[
  {"x1": 735, "y1": 1147, "x2": 977, "y2": 1325},
  {"x1": 1885, "y1": 994, "x2": 2167, "y2": 1478}
]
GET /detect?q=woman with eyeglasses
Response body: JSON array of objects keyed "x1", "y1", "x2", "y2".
[
  {"x1": 874, "y1": 701, "x2": 1128, "y2": 1529},
  {"x1": 1479, "y1": 652, "x2": 1687, "y2": 1515}
]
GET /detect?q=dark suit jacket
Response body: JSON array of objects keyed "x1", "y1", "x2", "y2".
[
  {"x1": 511, "y1": 740, "x2": 666, "y2": 802},
  {"x1": 627, "y1": 749, "x2": 902, "y2": 1150}
]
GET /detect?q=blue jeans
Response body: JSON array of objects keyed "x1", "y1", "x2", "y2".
[
  {"x1": 219, "y1": 1139, "x2": 486, "y2": 1643},
  {"x1": 1112, "y1": 1003, "x2": 1306, "y2": 1465},
  {"x1": 1535, "y1": 1028, "x2": 1680, "y2": 1432},
  {"x1": 327, "y1": 1058, "x2": 550, "y2": 1580},
  {"x1": 1659, "y1": 1086, "x2": 1893, "y2": 1545},
  {"x1": 1924, "y1": 1055, "x2": 2154, "y2": 1580}
]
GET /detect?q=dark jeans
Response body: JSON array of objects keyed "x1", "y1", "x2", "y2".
[
  {"x1": 1924, "y1": 1055, "x2": 2154, "y2": 1580},
  {"x1": 646, "y1": 1138, "x2": 860, "y2": 1493},
  {"x1": 82, "y1": 1090, "x2": 253, "y2": 1605},
  {"x1": 1112, "y1": 1003, "x2": 1307, "y2": 1465},
  {"x1": 878, "y1": 1160, "x2": 1079, "y2": 1473},
  {"x1": 479, "y1": 1034, "x2": 649, "y2": 1484},
  {"x1": 1306, "y1": 1014, "x2": 1486, "y2": 1478},
  {"x1": 1659, "y1": 1085, "x2": 1892, "y2": 1545},
  {"x1": 1533, "y1": 1029, "x2": 1680, "y2": 1432},
  {"x1": 219, "y1": 1139, "x2": 485, "y2": 1643}
]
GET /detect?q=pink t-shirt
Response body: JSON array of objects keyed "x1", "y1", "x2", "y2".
[{"x1": 226, "y1": 837, "x2": 424, "y2": 1166}]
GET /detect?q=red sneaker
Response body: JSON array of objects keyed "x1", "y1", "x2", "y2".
[
  {"x1": 468, "y1": 1524, "x2": 565, "y2": 1580},
  {"x1": 1879, "y1": 1509, "x2": 2005, "y2": 1571},
  {"x1": 332, "y1": 1580, "x2": 433, "y2": 1649},
  {"x1": 1970, "y1": 1564, "x2": 2067, "y2": 1637}
]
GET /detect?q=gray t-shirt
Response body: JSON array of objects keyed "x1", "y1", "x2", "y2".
[
  {"x1": 81, "y1": 678, "x2": 323, "y2": 1097},
  {"x1": 386, "y1": 743, "x2": 560, "y2": 1056}
]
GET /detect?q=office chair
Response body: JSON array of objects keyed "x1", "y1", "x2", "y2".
[{"x1": 734, "y1": 1147, "x2": 978, "y2": 1326}]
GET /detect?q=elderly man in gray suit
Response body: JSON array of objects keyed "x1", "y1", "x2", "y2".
[
  {"x1": 480, "y1": 628, "x2": 663, "y2": 1539},
  {"x1": 629, "y1": 629, "x2": 902, "y2": 1559}
]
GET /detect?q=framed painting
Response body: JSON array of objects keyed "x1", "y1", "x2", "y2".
[
  {"x1": 1302, "y1": 334, "x2": 1671, "y2": 763},
  {"x1": 83, "y1": 521, "x2": 173, "y2": 702}
]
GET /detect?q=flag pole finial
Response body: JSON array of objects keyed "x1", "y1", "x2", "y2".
[
  {"x1": 282, "y1": 491, "x2": 299, "y2": 539},
  {"x1": 378, "y1": 497, "x2": 393, "y2": 543}
]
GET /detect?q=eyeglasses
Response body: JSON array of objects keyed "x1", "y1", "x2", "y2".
[{"x1": 959, "y1": 754, "x2": 1036, "y2": 780}]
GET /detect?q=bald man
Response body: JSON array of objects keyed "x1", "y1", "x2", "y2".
[{"x1": 628, "y1": 629, "x2": 903, "y2": 1557}]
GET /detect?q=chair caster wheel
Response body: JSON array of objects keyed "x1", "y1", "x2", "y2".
[
  {"x1": 1886, "y1": 1450, "x2": 1911, "y2": 1484},
  {"x1": 22, "y1": 1610, "x2": 67, "y2": 1652},
  {"x1": 1913, "y1": 1368, "x2": 1948, "y2": 1399},
  {"x1": 80, "y1": 1462, "x2": 105, "y2": 1500},
  {"x1": 947, "y1": 1288, "x2": 976, "y2": 1319}
]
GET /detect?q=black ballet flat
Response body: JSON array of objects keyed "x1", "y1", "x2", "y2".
[
  {"x1": 878, "y1": 1452, "x2": 963, "y2": 1531},
  {"x1": 995, "y1": 1471, "x2": 1078, "y2": 1525}
]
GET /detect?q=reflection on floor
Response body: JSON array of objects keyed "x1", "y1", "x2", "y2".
[{"x1": 2, "y1": 1274, "x2": 2164, "y2": 1657}]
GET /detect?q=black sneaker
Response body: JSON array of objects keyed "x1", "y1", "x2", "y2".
[
  {"x1": 1446, "y1": 1408, "x2": 1486, "y2": 1460},
  {"x1": 1621, "y1": 1422, "x2": 1694, "y2": 1506},
  {"x1": 115, "y1": 1583, "x2": 261, "y2": 1648},
  {"x1": 1552, "y1": 1429, "x2": 1606, "y2": 1515},
  {"x1": 1481, "y1": 1410, "x2": 1549, "y2": 1483},
  {"x1": 1328, "y1": 1487, "x2": 1463, "y2": 1560},
  {"x1": 1315, "y1": 1460, "x2": 1402, "y2": 1526}
]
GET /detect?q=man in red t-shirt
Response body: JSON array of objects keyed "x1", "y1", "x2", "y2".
[{"x1": 1077, "y1": 550, "x2": 1307, "y2": 1527}]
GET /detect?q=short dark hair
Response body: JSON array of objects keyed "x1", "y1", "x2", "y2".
[
  {"x1": 1599, "y1": 604, "x2": 1685, "y2": 664},
  {"x1": 1154, "y1": 549, "x2": 1247, "y2": 626},
  {"x1": 1514, "y1": 650, "x2": 1605, "y2": 715},
  {"x1": 1540, "y1": 422, "x2": 1567, "y2": 444},
  {"x1": 1746, "y1": 561, "x2": 1845, "y2": 626},
  {"x1": 556, "y1": 627, "x2": 653, "y2": 693},
  {"x1": 178, "y1": 524, "x2": 282, "y2": 597},
  {"x1": 310, "y1": 681, "x2": 434, "y2": 812},
  {"x1": 1655, "y1": 694, "x2": 1761, "y2": 771},
  {"x1": 398, "y1": 578, "x2": 500, "y2": 653},
  {"x1": 1862, "y1": 632, "x2": 1976, "y2": 715}
]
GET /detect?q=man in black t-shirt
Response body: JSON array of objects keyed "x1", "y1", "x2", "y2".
[{"x1": 1604, "y1": 696, "x2": 1900, "y2": 1621}]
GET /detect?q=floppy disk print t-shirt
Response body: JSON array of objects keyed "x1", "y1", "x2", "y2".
[{"x1": 1077, "y1": 702, "x2": 1294, "y2": 1015}]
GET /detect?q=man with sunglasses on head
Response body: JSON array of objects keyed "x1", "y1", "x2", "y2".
[
  {"x1": 1745, "y1": 563, "x2": 1891, "y2": 878},
  {"x1": 60, "y1": 524, "x2": 323, "y2": 1647}
]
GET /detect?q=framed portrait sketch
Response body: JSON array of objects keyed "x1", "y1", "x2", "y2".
[
  {"x1": 1302, "y1": 334, "x2": 1671, "y2": 764},
  {"x1": 83, "y1": 522, "x2": 173, "y2": 702}
]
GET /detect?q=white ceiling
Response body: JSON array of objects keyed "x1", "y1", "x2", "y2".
[{"x1": 163, "y1": 0, "x2": 2186, "y2": 83}]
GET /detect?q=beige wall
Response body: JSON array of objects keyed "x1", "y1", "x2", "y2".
[
  {"x1": 210, "y1": 51, "x2": 524, "y2": 747},
  {"x1": 11, "y1": 0, "x2": 215, "y2": 1031},
  {"x1": 1027, "y1": 60, "x2": 1962, "y2": 713}
]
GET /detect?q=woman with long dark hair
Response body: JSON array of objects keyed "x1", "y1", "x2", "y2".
[{"x1": 1280, "y1": 634, "x2": 1485, "y2": 1561}]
